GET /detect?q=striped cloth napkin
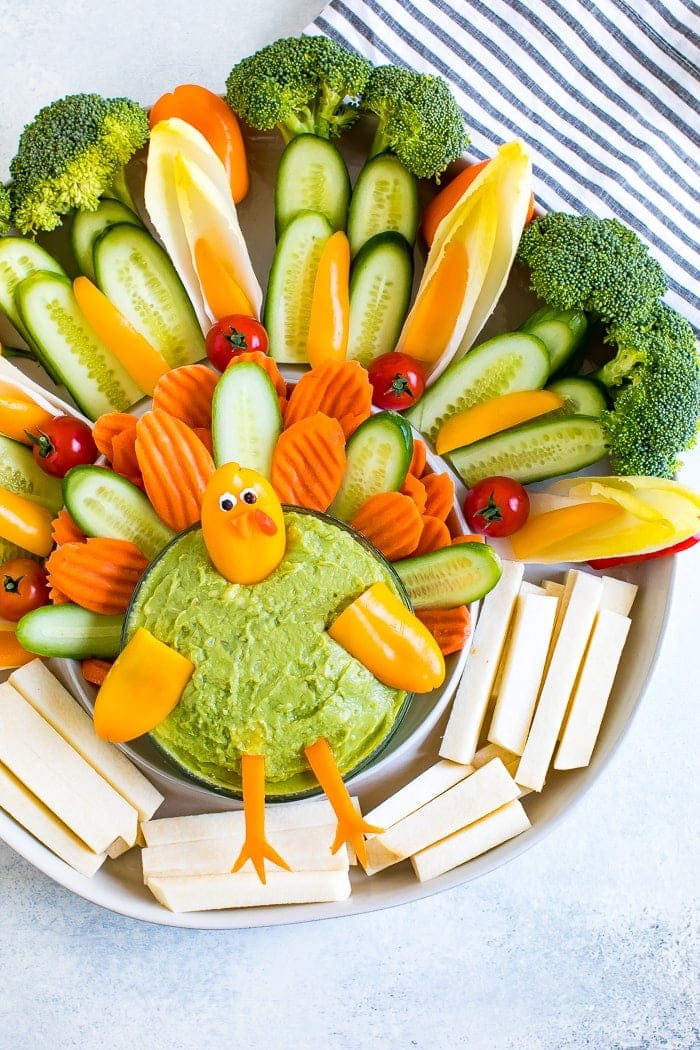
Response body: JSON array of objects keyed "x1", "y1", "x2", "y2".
[{"x1": 307, "y1": 0, "x2": 699, "y2": 332}]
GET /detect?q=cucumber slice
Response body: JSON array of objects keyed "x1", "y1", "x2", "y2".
[
  {"x1": 329, "y1": 411, "x2": 413, "y2": 521},
  {"x1": 16, "y1": 604, "x2": 123, "y2": 659},
  {"x1": 275, "y1": 135, "x2": 351, "y2": 237},
  {"x1": 0, "y1": 236, "x2": 66, "y2": 362},
  {"x1": 520, "y1": 305, "x2": 588, "y2": 376},
  {"x1": 15, "y1": 272, "x2": 144, "y2": 419},
  {"x1": 211, "y1": 362, "x2": 282, "y2": 476},
  {"x1": 71, "y1": 199, "x2": 142, "y2": 282},
  {"x1": 63, "y1": 466, "x2": 174, "y2": 560},
  {"x1": 264, "y1": 211, "x2": 333, "y2": 363},
  {"x1": 93, "y1": 223, "x2": 205, "y2": 367},
  {"x1": 393, "y1": 543, "x2": 503, "y2": 609},
  {"x1": 346, "y1": 232, "x2": 414, "y2": 367},
  {"x1": 0, "y1": 434, "x2": 63, "y2": 512},
  {"x1": 546, "y1": 376, "x2": 609, "y2": 419},
  {"x1": 448, "y1": 415, "x2": 608, "y2": 487},
  {"x1": 405, "y1": 331, "x2": 550, "y2": 444},
  {"x1": 347, "y1": 153, "x2": 419, "y2": 257}
]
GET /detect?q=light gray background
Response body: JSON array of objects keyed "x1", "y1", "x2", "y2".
[{"x1": 1, "y1": 2, "x2": 698, "y2": 1047}]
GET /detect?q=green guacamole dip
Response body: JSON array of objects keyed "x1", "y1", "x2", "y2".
[{"x1": 126, "y1": 510, "x2": 410, "y2": 796}]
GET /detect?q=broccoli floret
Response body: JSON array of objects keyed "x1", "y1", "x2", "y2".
[
  {"x1": 360, "y1": 64, "x2": 469, "y2": 180},
  {"x1": 0, "y1": 184, "x2": 11, "y2": 235},
  {"x1": 9, "y1": 93, "x2": 148, "y2": 234},
  {"x1": 225, "y1": 35, "x2": 372, "y2": 142},
  {"x1": 598, "y1": 303, "x2": 699, "y2": 477},
  {"x1": 516, "y1": 213, "x2": 668, "y2": 327}
]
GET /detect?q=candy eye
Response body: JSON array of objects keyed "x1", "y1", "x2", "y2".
[
  {"x1": 219, "y1": 492, "x2": 237, "y2": 512},
  {"x1": 241, "y1": 488, "x2": 258, "y2": 505}
]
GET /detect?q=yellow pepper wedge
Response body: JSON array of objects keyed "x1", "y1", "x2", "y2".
[
  {"x1": 435, "y1": 388, "x2": 565, "y2": 454},
  {"x1": 0, "y1": 380, "x2": 54, "y2": 445},
  {"x1": 327, "y1": 581, "x2": 445, "y2": 693},
  {"x1": 509, "y1": 501, "x2": 625, "y2": 561},
  {"x1": 193, "y1": 237, "x2": 256, "y2": 321},
  {"x1": 0, "y1": 627, "x2": 35, "y2": 670},
  {"x1": 0, "y1": 489, "x2": 54, "y2": 557},
  {"x1": 397, "y1": 238, "x2": 470, "y2": 366},
  {"x1": 306, "y1": 230, "x2": 350, "y2": 367},
  {"x1": 93, "y1": 627, "x2": 194, "y2": 743}
]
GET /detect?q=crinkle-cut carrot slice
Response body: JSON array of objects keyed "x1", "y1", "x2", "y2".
[
  {"x1": 451, "y1": 533, "x2": 486, "y2": 545},
  {"x1": 400, "y1": 472, "x2": 427, "y2": 514},
  {"x1": 192, "y1": 426, "x2": 214, "y2": 456},
  {"x1": 81, "y1": 657, "x2": 114, "y2": 687},
  {"x1": 284, "y1": 360, "x2": 372, "y2": 439},
  {"x1": 48, "y1": 585, "x2": 71, "y2": 605},
  {"x1": 152, "y1": 364, "x2": 218, "y2": 429},
  {"x1": 409, "y1": 438, "x2": 427, "y2": 478},
  {"x1": 413, "y1": 514, "x2": 452, "y2": 556},
  {"x1": 111, "y1": 426, "x2": 141, "y2": 483},
  {"x1": 51, "y1": 509, "x2": 86, "y2": 547},
  {"x1": 349, "y1": 491, "x2": 423, "y2": 562},
  {"x1": 46, "y1": 538, "x2": 149, "y2": 615},
  {"x1": 135, "y1": 409, "x2": 215, "y2": 532},
  {"x1": 422, "y1": 471, "x2": 455, "y2": 522},
  {"x1": 92, "y1": 412, "x2": 137, "y2": 462},
  {"x1": 271, "y1": 412, "x2": 346, "y2": 512},
  {"x1": 415, "y1": 605, "x2": 471, "y2": 656}
]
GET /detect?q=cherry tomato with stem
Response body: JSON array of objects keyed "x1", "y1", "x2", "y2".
[
  {"x1": 464, "y1": 476, "x2": 530, "y2": 537},
  {"x1": 27, "y1": 415, "x2": 98, "y2": 478},
  {"x1": 367, "y1": 352, "x2": 426, "y2": 411},
  {"x1": 0, "y1": 558, "x2": 50, "y2": 622},
  {"x1": 205, "y1": 315, "x2": 269, "y2": 372}
]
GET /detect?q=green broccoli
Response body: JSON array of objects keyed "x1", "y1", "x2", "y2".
[
  {"x1": 516, "y1": 213, "x2": 668, "y2": 327},
  {"x1": 360, "y1": 64, "x2": 469, "y2": 180},
  {"x1": 9, "y1": 93, "x2": 149, "y2": 234},
  {"x1": 225, "y1": 35, "x2": 372, "y2": 142},
  {"x1": 0, "y1": 184, "x2": 11, "y2": 235}
]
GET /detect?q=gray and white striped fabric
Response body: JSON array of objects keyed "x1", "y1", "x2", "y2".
[{"x1": 308, "y1": 0, "x2": 699, "y2": 331}]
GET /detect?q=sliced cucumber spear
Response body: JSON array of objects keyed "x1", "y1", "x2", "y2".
[
  {"x1": 347, "y1": 153, "x2": 419, "y2": 257},
  {"x1": 211, "y1": 362, "x2": 282, "y2": 477},
  {"x1": 330, "y1": 411, "x2": 413, "y2": 521},
  {"x1": 16, "y1": 604, "x2": 124, "y2": 659},
  {"x1": 520, "y1": 305, "x2": 588, "y2": 377},
  {"x1": 71, "y1": 199, "x2": 142, "y2": 282},
  {"x1": 0, "y1": 236, "x2": 66, "y2": 378},
  {"x1": 275, "y1": 135, "x2": 351, "y2": 238},
  {"x1": 0, "y1": 434, "x2": 64, "y2": 512},
  {"x1": 346, "y1": 232, "x2": 414, "y2": 367},
  {"x1": 393, "y1": 543, "x2": 503, "y2": 609}
]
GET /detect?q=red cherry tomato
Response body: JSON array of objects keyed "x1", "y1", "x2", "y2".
[
  {"x1": 367, "y1": 352, "x2": 426, "y2": 411},
  {"x1": 27, "y1": 415, "x2": 98, "y2": 478},
  {"x1": 205, "y1": 315, "x2": 269, "y2": 372},
  {"x1": 463, "y1": 476, "x2": 530, "y2": 537},
  {"x1": 0, "y1": 558, "x2": 50, "y2": 621}
]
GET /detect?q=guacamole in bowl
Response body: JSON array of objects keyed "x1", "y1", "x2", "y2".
[{"x1": 124, "y1": 508, "x2": 413, "y2": 798}]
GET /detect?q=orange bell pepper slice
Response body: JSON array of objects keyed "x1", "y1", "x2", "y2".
[
  {"x1": 93, "y1": 627, "x2": 194, "y2": 743},
  {"x1": 231, "y1": 753, "x2": 291, "y2": 884},
  {"x1": 398, "y1": 239, "x2": 469, "y2": 365},
  {"x1": 435, "y1": 388, "x2": 565, "y2": 454},
  {"x1": 193, "y1": 238, "x2": 256, "y2": 321},
  {"x1": 0, "y1": 628, "x2": 35, "y2": 669},
  {"x1": 0, "y1": 381, "x2": 54, "y2": 445},
  {"x1": 306, "y1": 231, "x2": 350, "y2": 368},
  {"x1": 73, "y1": 277, "x2": 170, "y2": 397},
  {"x1": 149, "y1": 83, "x2": 249, "y2": 203},
  {"x1": 509, "y1": 502, "x2": 625, "y2": 561},
  {"x1": 0, "y1": 489, "x2": 54, "y2": 557}
]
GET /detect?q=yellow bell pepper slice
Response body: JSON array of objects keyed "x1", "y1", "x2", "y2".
[
  {"x1": 509, "y1": 501, "x2": 625, "y2": 560},
  {"x1": 193, "y1": 237, "x2": 255, "y2": 320},
  {"x1": 435, "y1": 388, "x2": 565, "y2": 454},
  {"x1": 327, "y1": 581, "x2": 445, "y2": 693},
  {"x1": 306, "y1": 230, "x2": 350, "y2": 368},
  {"x1": 0, "y1": 380, "x2": 53, "y2": 445},
  {"x1": 398, "y1": 238, "x2": 470, "y2": 366},
  {"x1": 0, "y1": 489, "x2": 54, "y2": 557},
  {"x1": 0, "y1": 627, "x2": 35, "y2": 670},
  {"x1": 93, "y1": 627, "x2": 194, "y2": 743}
]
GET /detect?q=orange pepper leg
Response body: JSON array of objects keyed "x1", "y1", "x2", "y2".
[
  {"x1": 232, "y1": 753, "x2": 291, "y2": 884},
  {"x1": 304, "y1": 737, "x2": 383, "y2": 870}
]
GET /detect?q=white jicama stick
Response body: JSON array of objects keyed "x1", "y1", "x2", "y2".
[
  {"x1": 488, "y1": 593, "x2": 559, "y2": 755},
  {"x1": 364, "y1": 758, "x2": 520, "y2": 875},
  {"x1": 555, "y1": 609, "x2": 632, "y2": 770},
  {"x1": 516, "y1": 571, "x2": 603, "y2": 792},
  {"x1": 599, "y1": 575, "x2": 638, "y2": 616},
  {"x1": 10, "y1": 660, "x2": 163, "y2": 822},
  {"x1": 0, "y1": 760, "x2": 107, "y2": 878},
  {"x1": 410, "y1": 799, "x2": 531, "y2": 883},
  {"x1": 0, "y1": 683, "x2": 138, "y2": 854},
  {"x1": 542, "y1": 579, "x2": 565, "y2": 599},
  {"x1": 440, "y1": 560, "x2": 524, "y2": 764},
  {"x1": 147, "y1": 869, "x2": 352, "y2": 913}
]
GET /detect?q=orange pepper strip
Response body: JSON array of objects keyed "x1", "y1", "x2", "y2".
[
  {"x1": 93, "y1": 627, "x2": 194, "y2": 743},
  {"x1": 435, "y1": 389, "x2": 565, "y2": 454},
  {"x1": 0, "y1": 489, "x2": 54, "y2": 557},
  {"x1": 0, "y1": 381, "x2": 53, "y2": 444},
  {"x1": 231, "y1": 754, "x2": 291, "y2": 884},
  {"x1": 328, "y1": 581, "x2": 445, "y2": 693},
  {"x1": 306, "y1": 231, "x2": 350, "y2": 368},
  {"x1": 399, "y1": 239, "x2": 469, "y2": 365},
  {"x1": 0, "y1": 628, "x2": 35, "y2": 669},
  {"x1": 304, "y1": 737, "x2": 383, "y2": 869},
  {"x1": 149, "y1": 83, "x2": 249, "y2": 203},
  {"x1": 509, "y1": 502, "x2": 626, "y2": 561},
  {"x1": 73, "y1": 277, "x2": 170, "y2": 397},
  {"x1": 193, "y1": 238, "x2": 256, "y2": 321}
]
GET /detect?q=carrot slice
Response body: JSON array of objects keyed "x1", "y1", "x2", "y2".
[
  {"x1": 349, "y1": 492, "x2": 423, "y2": 562},
  {"x1": 111, "y1": 426, "x2": 141, "y2": 482},
  {"x1": 51, "y1": 509, "x2": 86, "y2": 547},
  {"x1": 48, "y1": 585, "x2": 71, "y2": 605},
  {"x1": 452, "y1": 532, "x2": 486, "y2": 545},
  {"x1": 152, "y1": 364, "x2": 218, "y2": 429},
  {"x1": 415, "y1": 605, "x2": 472, "y2": 656},
  {"x1": 413, "y1": 514, "x2": 452, "y2": 556},
  {"x1": 271, "y1": 412, "x2": 346, "y2": 512},
  {"x1": 135, "y1": 409, "x2": 215, "y2": 532},
  {"x1": 409, "y1": 438, "x2": 427, "y2": 478},
  {"x1": 92, "y1": 412, "x2": 137, "y2": 462},
  {"x1": 192, "y1": 426, "x2": 214, "y2": 456},
  {"x1": 400, "y1": 472, "x2": 427, "y2": 514},
  {"x1": 284, "y1": 360, "x2": 372, "y2": 439},
  {"x1": 81, "y1": 657, "x2": 113, "y2": 687},
  {"x1": 46, "y1": 537, "x2": 149, "y2": 615},
  {"x1": 422, "y1": 472, "x2": 455, "y2": 522},
  {"x1": 231, "y1": 754, "x2": 291, "y2": 884}
]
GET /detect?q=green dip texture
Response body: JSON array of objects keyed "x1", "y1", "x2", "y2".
[{"x1": 126, "y1": 510, "x2": 409, "y2": 796}]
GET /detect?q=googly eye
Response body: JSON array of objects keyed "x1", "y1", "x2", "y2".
[
  {"x1": 219, "y1": 492, "x2": 237, "y2": 512},
  {"x1": 241, "y1": 488, "x2": 258, "y2": 505}
]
